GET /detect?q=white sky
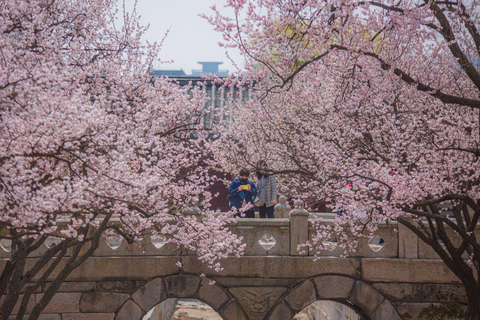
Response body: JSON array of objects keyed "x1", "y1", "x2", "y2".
[{"x1": 123, "y1": 0, "x2": 244, "y2": 74}]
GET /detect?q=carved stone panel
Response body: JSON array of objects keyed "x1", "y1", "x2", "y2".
[{"x1": 229, "y1": 287, "x2": 287, "y2": 320}]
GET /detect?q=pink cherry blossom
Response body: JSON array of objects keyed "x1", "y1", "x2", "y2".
[
  {"x1": 0, "y1": 1, "x2": 243, "y2": 318},
  {"x1": 208, "y1": 1, "x2": 480, "y2": 317}
]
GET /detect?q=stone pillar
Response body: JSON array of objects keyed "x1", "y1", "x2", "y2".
[
  {"x1": 289, "y1": 200, "x2": 309, "y2": 256},
  {"x1": 274, "y1": 195, "x2": 291, "y2": 218},
  {"x1": 182, "y1": 200, "x2": 202, "y2": 222},
  {"x1": 398, "y1": 218, "x2": 418, "y2": 259}
]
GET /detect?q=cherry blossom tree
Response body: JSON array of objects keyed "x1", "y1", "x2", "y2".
[
  {"x1": 207, "y1": 0, "x2": 480, "y2": 318},
  {"x1": 0, "y1": 0, "x2": 244, "y2": 319}
]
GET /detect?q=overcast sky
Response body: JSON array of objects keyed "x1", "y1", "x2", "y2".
[{"x1": 123, "y1": 0, "x2": 244, "y2": 74}]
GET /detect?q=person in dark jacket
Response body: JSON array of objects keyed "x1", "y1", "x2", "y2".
[
  {"x1": 256, "y1": 160, "x2": 277, "y2": 218},
  {"x1": 228, "y1": 169, "x2": 257, "y2": 218}
]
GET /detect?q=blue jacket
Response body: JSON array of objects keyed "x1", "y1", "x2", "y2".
[{"x1": 228, "y1": 178, "x2": 257, "y2": 210}]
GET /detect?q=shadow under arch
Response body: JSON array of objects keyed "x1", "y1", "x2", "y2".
[
  {"x1": 267, "y1": 275, "x2": 401, "y2": 320},
  {"x1": 115, "y1": 274, "x2": 247, "y2": 320}
]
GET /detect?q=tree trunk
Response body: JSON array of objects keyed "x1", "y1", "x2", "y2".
[
  {"x1": 464, "y1": 280, "x2": 480, "y2": 320},
  {"x1": 1, "y1": 241, "x2": 28, "y2": 319}
]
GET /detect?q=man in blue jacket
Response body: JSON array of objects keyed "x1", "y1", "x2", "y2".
[{"x1": 228, "y1": 169, "x2": 257, "y2": 218}]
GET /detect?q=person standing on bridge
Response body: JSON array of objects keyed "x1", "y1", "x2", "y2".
[
  {"x1": 228, "y1": 169, "x2": 257, "y2": 218},
  {"x1": 255, "y1": 160, "x2": 277, "y2": 218}
]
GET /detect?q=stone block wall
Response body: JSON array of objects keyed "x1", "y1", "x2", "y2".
[{"x1": 2, "y1": 255, "x2": 468, "y2": 320}]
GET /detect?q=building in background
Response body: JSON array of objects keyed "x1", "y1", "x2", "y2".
[
  {"x1": 152, "y1": 61, "x2": 251, "y2": 130},
  {"x1": 152, "y1": 62, "x2": 251, "y2": 211},
  {"x1": 152, "y1": 61, "x2": 229, "y2": 77},
  {"x1": 191, "y1": 62, "x2": 229, "y2": 77}
]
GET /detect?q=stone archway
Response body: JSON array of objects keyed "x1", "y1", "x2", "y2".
[
  {"x1": 268, "y1": 275, "x2": 401, "y2": 320},
  {"x1": 115, "y1": 274, "x2": 247, "y2": 320}
]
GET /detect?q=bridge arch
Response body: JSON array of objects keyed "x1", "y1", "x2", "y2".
[
  {"x1": 114, "y1": 274, "x2": 247, "y2": 320},
  {"x1": 114, "y1": 274, "x2": 400, "y2": 320},
  {"x1": 268, "y1": 275, "x2": 401, "y2": 320}
]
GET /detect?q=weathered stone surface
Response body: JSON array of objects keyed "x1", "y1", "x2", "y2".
[
  {"x1": 232, "y1": 218, "x2": 291, "y2": 228},
  {"x1": 67, "y1": 257, "x2": 181, "y2": 281},
  {"x1": 373, "y1": 283, "x2": 467, "y2": 303},
  {"x1": 1, "y1": 293, "x2": 35, "y2": 314},
  {"x1": 163, "y1": 275, "x2": 200, "y2": 298},
  {"x1": 371, "y1": 300, "x2": 401, "y2": 320},
  {"x1": 132, "y1": 277, "x2": 167, "y2": 312},
  {"x1": 38, "y1": 314, "x2": 61, "y2": 320},
  {"x1": 97, "y1": 281, "x2": 145, "y2": 293},
  {"x1": 314, "y1": 275, "x2": 355, "y2": 299},
  {"x1": 115, "y1": 300, "x2": 143, "y2": 320},
  {"x1": 51, "y1": 256, "x2": 461, "y2": 284},
  {"x1": 398, "y1": 220, "x2": 418, "y2": 259},
  {"x1": 91, "y1": 232, "x2": 182, "y2": 257},
  {"x1": 362, "y1": 259, "x2": 459, "y2": 283},
  {"x1": 229, "y1": 287, "x2": 287, "y2": 320},
  {"x1": 213, "y1": 277, "x2": 300, "y2": 288},
  {"x1": 43, "y1": 282, "x2": 95, "y2": 293},
  {"x1": 394, "y1": 302, "x2": 437, "y2": 320},
  {"x1": 7, "y1": 316, "x2": 57, "y2": 320},
  {"x1": 183, "y1": 256, "x2": 361, "y2": 279},
  {"x1": 230, "y1": 220, "x2": 291, "y2": 256},
  {"x1": 394, "y1": 302, "x2": 468, "y2": 320},
  {"x1": 274, "y1": 195, "x2": 291, "y2": 219},
  {"x1": 354, "y1": 226, "x2": 398, "y2": 258},
  {"x1": 253, "y1": 229, "x2": 290, "y2": 256},
  {"x1": 10, "y1": 315, "x2": 61, "y2": 320},
  {"x1": 79, "y1": 292, "x2": 129, "y2": 313},
  {"x1": 62, "y1": 313, "x2": 115, "y2": 320},
  {"x1": 349, "y1": 281, "x2": 384, "y2": 315},
  {"x1": 284, "y1": 280, "x2": 316, "y2": 311},
  {"x1": 290, "y1": 205, "x2": 309, "y2": 256},
  {"x1": 198, "y1": 278, "x2": 230, "y2": 310},
  {"x1": 39, "y1": 292, "x2": 82, "y2": 313},
  {"x1": 268, "y1": 301, "x2": 295, "y2": 320},
  {"x1": 219, "y1": 300, "x2": 247, "y2": 320}
]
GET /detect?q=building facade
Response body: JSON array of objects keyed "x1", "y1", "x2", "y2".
[{"x1": 152, "y1": 62, "x2": 252, "y2": 211}]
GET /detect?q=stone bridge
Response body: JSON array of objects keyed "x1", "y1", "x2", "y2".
[{"x1": 1, "y1": 200, "x2": 474, "y2": 320}]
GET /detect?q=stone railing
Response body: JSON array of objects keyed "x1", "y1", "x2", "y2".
[{"x1": 0, "y1": 199, "x2": 478, "y2": 260}]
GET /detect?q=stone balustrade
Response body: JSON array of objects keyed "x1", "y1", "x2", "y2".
[
  {"x1": 1, "y1": 200, "x2": 479, "y2": 261},
  {"x1": 1, "y1": 198, "x2": 477, "y2": 320}
]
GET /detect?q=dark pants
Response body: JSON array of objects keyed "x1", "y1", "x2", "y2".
[
  {"x1": 258, "y1": 205, "x2": 274, "y2": 218},
  {"x1": 234, "y1": 209, "x2": 255, "y2": 218}
]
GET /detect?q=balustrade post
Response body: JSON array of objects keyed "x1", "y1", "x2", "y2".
[
  {"x1": 398, "y1": 218, "x2": 418, "y2": 259},
  {"x1": 274, "y1": 195, "x2": 291, "y2": 218},
  {"x1": 289, "y1": 200, "x2": 309, "y2": 256},
  {"x1": 182, "y1": 200, "x2": 202, "y2": 222}
]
